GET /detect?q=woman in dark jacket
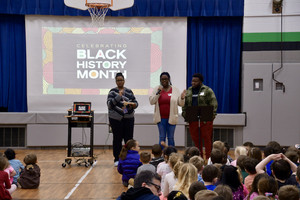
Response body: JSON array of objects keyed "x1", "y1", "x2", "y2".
[{"x1": 107, "y1": 72, "x2": 138, "y2": 166}]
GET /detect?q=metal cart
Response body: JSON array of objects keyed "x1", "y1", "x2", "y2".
[{"x1": 62, "y1": 110, "x2": 95, "y2": 168}]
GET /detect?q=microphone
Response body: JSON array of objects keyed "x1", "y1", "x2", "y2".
[{"x1": 156, "y1": 89, "x2": 161, "y2": 95}]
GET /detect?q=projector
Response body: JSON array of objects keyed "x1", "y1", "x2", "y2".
[{"x1": 71, "y1": 147, "x2": 90, "y2": 157}]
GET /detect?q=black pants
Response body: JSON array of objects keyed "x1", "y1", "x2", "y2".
[{"x1": 109, "y1": 117, "x2": 134, "y2": 162}]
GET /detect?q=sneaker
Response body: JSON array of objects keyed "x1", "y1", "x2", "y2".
[{"x1": 114, "y1": 161, "x2": 119, "y2": 167}]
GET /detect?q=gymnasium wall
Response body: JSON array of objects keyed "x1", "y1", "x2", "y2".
[{"x1": 242, "y1": 0, "x2": 300, "y2": 146}]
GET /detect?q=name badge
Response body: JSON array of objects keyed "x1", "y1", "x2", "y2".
[
  {"x1": 168, "y1": 93, "x2": 172, "y2": 96},
  {"x1": 200, "y1": 92, "x2": 205, "y2": 96}
]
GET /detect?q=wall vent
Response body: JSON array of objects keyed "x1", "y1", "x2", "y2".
[
  {"x1": 186, "y1": 127, "x2": 234, "y2": 148},
  {"x1": 0, "y1": 127, "x2": 26, "y2": 147}
]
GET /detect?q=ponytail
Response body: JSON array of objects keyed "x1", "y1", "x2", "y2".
[
  {"x1": 173, "y1": 161, "x2": 184, "y2": 179},
  {"x1": 119, "y1": 139, "x2": 137, "y2": 160}
]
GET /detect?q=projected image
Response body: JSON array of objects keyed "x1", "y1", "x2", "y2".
[
  {"x1": 42, "y1": 27, "x2": 162, "y2": 95},
  {"x1": 27, "y1": 16, "x2": 186, "y2": 112}
]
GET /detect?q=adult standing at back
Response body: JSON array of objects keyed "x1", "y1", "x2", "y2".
[
  {"x1": 149, "y1": 72, "x2": 186, "y2": 147},
  {"x1": 182, "y1": 73, "x2": 218, "y2": 159},
  {"x1": 107, "y1": 72, "x2": 138, "y2": 167}
]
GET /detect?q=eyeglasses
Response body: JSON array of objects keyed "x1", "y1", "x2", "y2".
[{"x1": 147, "y1": 182, "x2": 161, "y2": 192}]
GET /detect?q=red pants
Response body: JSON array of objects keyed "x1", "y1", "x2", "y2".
[{"x1": 189, "y1": 121, "x2": 213, "y2": 159}]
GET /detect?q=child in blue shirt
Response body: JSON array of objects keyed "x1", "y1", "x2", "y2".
[
  {"x1": 4, "y1": 149, "x2": 24, "y2": 185},
  {"x1": 202, "y1": 165, "x2": 219, "y2": 190}
]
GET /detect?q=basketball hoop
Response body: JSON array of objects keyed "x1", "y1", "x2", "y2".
[
  {"x1": 86, "y1": 2, "x2": 111, "y2": 26},
  {"x1": 64, "y1": 0, "x2": 134, "y2": 26}
]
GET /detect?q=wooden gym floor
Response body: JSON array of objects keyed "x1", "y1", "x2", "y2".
[{"x1": 10, "y1": 148, "x2": 127, "y2": 200}]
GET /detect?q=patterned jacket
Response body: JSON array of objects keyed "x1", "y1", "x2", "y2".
[
  {"x1": 182, "y1": 84, "x2": 218, "y2": 121},
  {"x1": 107, "y1": 87, "x2": 138, "y2": 121}
]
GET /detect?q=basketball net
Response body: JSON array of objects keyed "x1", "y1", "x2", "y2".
[{"x1": 86, "y1": 3, "x2": 110, "y2": 27}]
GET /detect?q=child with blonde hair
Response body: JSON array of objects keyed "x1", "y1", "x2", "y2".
[
  {"x1": 189, "y1": 155, "x2": 205, "y2": 183},
  {"x1": 213, "y1": 140, "x2": 225, "y2": 150},
  {"x1": 19, "y1": 153, "x2": 40, "y2": 189},
  {"x1": 231, "y1": 146, "x2": 248, "y2": 167},
  {"x1": 118, "y1": 139, "x2": 142, "y2": 187},
  {"x1": 173, "y1": 163, "x2": 198, "y2": 198},
  {"x1": 0, "y1": 156, "x2": 13, "y2": 200},
  {"x1": 163, "y1": 153, "x2": 184, "y2": 197}
]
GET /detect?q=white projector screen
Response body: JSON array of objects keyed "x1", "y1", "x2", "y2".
[{"x1": 26, "y1": 16, "x2": 187, "y2": 113}]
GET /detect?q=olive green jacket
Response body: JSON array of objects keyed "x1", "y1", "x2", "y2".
[{"x1": 182, "y1": 84, "x2": 218, "y2": 121}]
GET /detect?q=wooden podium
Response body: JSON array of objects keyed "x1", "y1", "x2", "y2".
[{"x1": 62, "y1": 110, "x2": 95, "y2": 168}]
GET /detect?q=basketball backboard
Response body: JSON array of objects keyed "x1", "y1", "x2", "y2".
[{"x1": 64, "y1": 0, "x2": 134, "y2": 11}]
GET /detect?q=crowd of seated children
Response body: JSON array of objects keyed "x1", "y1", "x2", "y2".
[{"x1": 115, "y1": 140, "x2": 300, "y2": 200}]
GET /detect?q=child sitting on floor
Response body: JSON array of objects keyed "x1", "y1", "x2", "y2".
[
  {"x1": 0, "y1": 156, "x2": 12, "y2": 200},
  {"x1": 137, "y1": 151, "x2": 156, "y2": 175},
  {"x1": 150, "y1": 144, "x2": 165, "y2": 170},
  {"x1": 117, "y1": 139, "x2": 142, "y2": 187},
  {"x1": 19, "y1": 153, "x2": 41, "y2": 189},
  {"x1": 4, "y1": 148, "x2": 24, "y2": 185}
]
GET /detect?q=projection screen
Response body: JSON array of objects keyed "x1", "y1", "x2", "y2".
[{"x1": 26, "y1": 16, "x2": 187, "y2": 113}]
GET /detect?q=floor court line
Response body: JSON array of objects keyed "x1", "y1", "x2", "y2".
[{"x1": 64, "y1": 160, "x2": 98, "y2": 199}]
